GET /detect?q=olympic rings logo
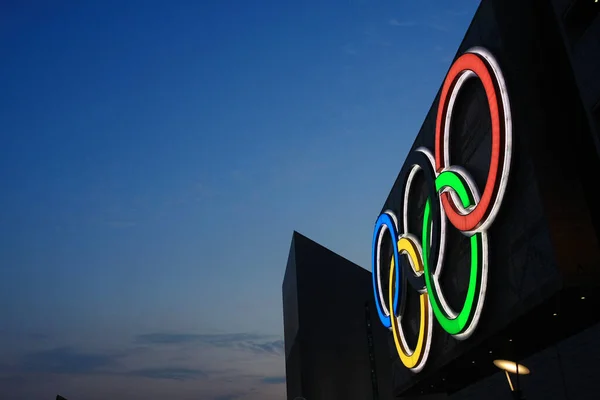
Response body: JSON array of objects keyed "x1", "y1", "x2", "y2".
[{"x1": 371, "y1": 47, "x2": 512, "y2": 373}]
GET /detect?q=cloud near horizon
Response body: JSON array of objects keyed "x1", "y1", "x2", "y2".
[
  {"x1": 261, "y1": 376, "x2": 286, "y2": 384},
  {"x1": 213, "y1": 395, "x2": 243, "y2": 400},
  {"x1": 6, "y1": 332, "x2": 283, "y2": 379},
  {"x1": 2, "y1": 334, "x2": 285, "y2": 400},
  {"x1": 389, "y1": 19, "x2": 416, "y2": 27},
  {"x1": 18, "y1": 347, "x2": 121, "y2": 375},
  {"x1": 127, "y1": 367, "x2": 209, "y2": 381},
  {"x1": 135, "y1": 332, "x2": 284, "y2": 356}
]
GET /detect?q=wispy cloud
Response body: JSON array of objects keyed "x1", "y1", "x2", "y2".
[
  {"x1": 441, "y1": 54, "x2": 454, "y2": 64},
  {"x1": 135, "y1": 333, "x2": 207, "y2": 345},
  {"x1": 128, "y1": 367, "x2": 208, "y2": 381},
  {"x1": 5, "y1": 341, "x2": 285, "y2": 400},
  {"x1": 161, "y1": 181, "x2": 219, "y2": 209},
  {"x1": 389, "y1": 19, "x2": 416, "y2": 27},
  {"x1": 363, "y1": 29, "x2": 392, "y2": 47},
  {"x1": 19, "y1": 347, "x2": 121, "y2": 375},
  {"x1": 0, "y1": 330, "x2": 50, "y2": 341},
  {"x1": 389, "y1": 14, "x2": 466, "y2": 33},
  {"x1": 214, "y1": 395, "x2": 242, "y2": 400},
  {"x1": 135, "y1": 332, "x2": 264, "y2": 345},
  {"x1": 105, "y1": 220, "x2": 137, "y2": 229},
  {"x1": 342, "y1": 43, "x2": 358, "y2": 56},
  {"x1": 13, "y1": 347, "x2": 225, "y2": 383},
  {"x1": 14, "y1": 347, "x2": 215, "y2": 380},
  {"x1": 239, "y1": 340, "x2": 284, "y2": 356},
  {"x1": 261, "y1": 376, "x2": 286, "y2": 384},
  {"x1": 426, "y1": 22, "x2": 449, "y2": 32},
  {"x1": 446, "y1": 8, "x2": 473, "y2": 17},
  {"x1": 134, "y1": 332, "x2": 284, "y2": 356},
  {"x1": 230, "y1": 169, "x2": 252, "y2": 185}
]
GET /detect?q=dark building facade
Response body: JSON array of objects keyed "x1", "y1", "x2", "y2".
[
  {"x1": 283, "y1": 232, "x2": 393, "y2": 400},
  {"x1": 369, "y1": 0, "x2": 600, "y2": 399}
]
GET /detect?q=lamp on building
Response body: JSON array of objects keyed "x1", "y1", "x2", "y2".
[{"x1": 493, "y1": 359, "x2": 530, "y2": 399}]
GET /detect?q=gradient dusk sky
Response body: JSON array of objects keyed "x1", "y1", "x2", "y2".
[{"x1": 1, "y1": 1, "x2": 479, "y2": 399}]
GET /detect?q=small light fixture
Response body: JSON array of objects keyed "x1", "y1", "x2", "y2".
[
  {"x1": 494, "y1": 360, "x2": 531, "y2": 375},
  {"x1": 493, "y1": 359, "x2": 530, "y2": 394},
  {"x1": 489, "y1": 350, "x2": 493, "y2": 354},
  {"x1": 581, "y1": 296, "x2": 586, "y2": 300},
  {"x1": 553, "y1": 313, "x2": 558, "y2": 316},
  {"x1": 509, "y1": 339, "x2": 513, "y2": 342}
]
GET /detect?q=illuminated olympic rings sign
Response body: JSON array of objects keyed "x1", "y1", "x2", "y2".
[{"x1": 371, "y1": 47, "x2": 512, "y2": 373}]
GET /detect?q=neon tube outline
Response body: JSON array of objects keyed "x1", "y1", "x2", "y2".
[{"x1": 371, "y1": 46, "x2": 512, "y2": 372}]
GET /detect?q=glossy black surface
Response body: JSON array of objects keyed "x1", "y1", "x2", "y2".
[
  {"x1": 375, "y1": 0, "x2": 600, "y2": 397},
  {"x1": 282, "y1": 232, "x2": 394, "y2": 400}
]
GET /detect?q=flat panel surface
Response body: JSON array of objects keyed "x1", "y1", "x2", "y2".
[
  {"x1": 373, "y1": 0, "x2": 600, "y2": 396},
  {"x1": 282, "y1": 232, "x2": 394, "y2": 400}
]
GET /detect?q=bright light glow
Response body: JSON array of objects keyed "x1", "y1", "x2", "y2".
[
  {"x1": 467, "y1": 47, "x2": 513, "y2": 233},
  {"x1": 372, "y1": 211, "x2": 402, "y2": 328},
  {"x1": 422, "y1": 170, "x2": 487, "y2": 337},
  {"x1": 494, "y1": 359, "x2": 530, "y2": 393},
  {"x1": 435, "y1": 47, "x2": 512, "y2": 233},
  {"x1": 389, "y1": 235, "x2": 432, "y2": 372},
  {"x1": 371, "y1": 46, "x2": 511, "y2": 372},
  {"x1": 405, "y1": 147, "x2": 445, "y2": 294},
  {"x1": 493, "y1": 359, "x2": 531, "y2": 375}
]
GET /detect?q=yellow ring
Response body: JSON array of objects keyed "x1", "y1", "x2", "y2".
[{"x1": 389, "y1": 236, "x2": 430, "y2": 370}]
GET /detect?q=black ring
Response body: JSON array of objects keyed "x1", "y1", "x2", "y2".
[{"x1": 396, "y1": 149, "x2": 442, "y2": 291}]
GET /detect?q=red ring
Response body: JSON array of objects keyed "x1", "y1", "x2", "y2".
[{"x1": 435, "y1": 52, "x2": 504, "y2": 232}]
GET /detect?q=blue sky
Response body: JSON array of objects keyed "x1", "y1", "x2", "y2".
[{"x1": 0, "y1": 1, "x2": 478, "y2": 399}]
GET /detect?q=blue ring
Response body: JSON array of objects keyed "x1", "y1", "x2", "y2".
[{"x1": 371, "y1": 212, "x2": 402, "y2": 328}]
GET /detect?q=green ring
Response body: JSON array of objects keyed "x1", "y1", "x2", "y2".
[{"x1": 422, "y1": 170, "x2": 483, "y2": 335}]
